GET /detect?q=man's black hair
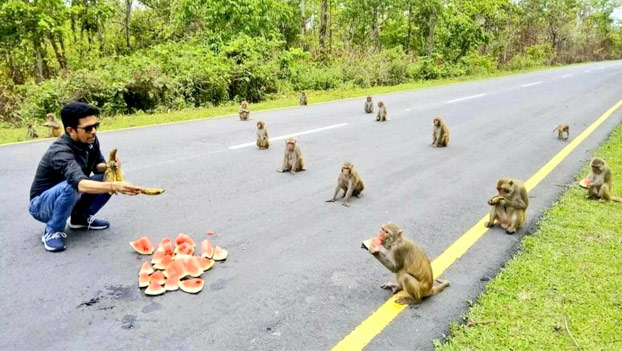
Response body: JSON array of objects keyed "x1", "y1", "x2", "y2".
[{"x1": 60, "y1": 102, "x2": 100, "y2": 130}]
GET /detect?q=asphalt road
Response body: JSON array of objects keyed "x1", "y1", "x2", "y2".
[{"x1": 1, "y1": 61, "x2": 621, "y2": 351}]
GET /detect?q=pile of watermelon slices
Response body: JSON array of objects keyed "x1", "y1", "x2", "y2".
[{"x1": 129, "y1": 233, "x2": 228, "y2": 296}]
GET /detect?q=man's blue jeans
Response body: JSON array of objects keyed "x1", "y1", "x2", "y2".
[{"x1": 29, "y1": 174, "x2": 111, "y2": 233}]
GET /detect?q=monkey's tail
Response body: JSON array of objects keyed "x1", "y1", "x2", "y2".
[{"x1": 611, "y1": 196, "x2": 622, "y2": 202}]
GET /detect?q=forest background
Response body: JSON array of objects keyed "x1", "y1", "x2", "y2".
[{"x1": 1, "y1": 0, "x2": 621, "y2": 127}]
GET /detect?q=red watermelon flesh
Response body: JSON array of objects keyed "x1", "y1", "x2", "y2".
[
  {"x1": 197, "y1": 256, "x2": 214, "y2": 271},
  {"x1": 153, "y1": 254, "x2": 172, "y2": 270},
  {"x1": 130, "y1": 236, "x2": 154, "y2": 255},
  {"x1": 139, "y1": 272, "x2": 150, "y2": 288},
  {"x1": 140, "y1": 261, "x2": 154, "y2": 275},
  {"x1": 164, "y1": 274, "x2": 180, "y2": 291},
  {"x1": 175, "y1": 242, "x2": 194, "y2": 256},
  {"x1": 164, "y1": 260, "x2": 187, "y2": 279},
  {"x1": 181, "y1": 257, "x2": 203, "y2": 277},
  {"x1": 179, "y1": 278, "x2": 204, "y2": 294},
  {"x1": 145, "y1": 281, "x2": 165, "y2": 296},
  {"x1": 175, "y1": 233, "x2": 196, "y2": 248},
  {"x1": 200, "y1": 240, "x2": 214, "y2": 259},
  {"x1": 149, "y1": 271, "x2": 166, "y2": 285}
]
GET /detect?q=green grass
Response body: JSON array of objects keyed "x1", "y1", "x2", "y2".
[
  {"x1": 0, "y1": 63, "x2": 593, "y2": 146},
  {"x1": 435, "y1": 125, "x2": 622, "y2": 351}
]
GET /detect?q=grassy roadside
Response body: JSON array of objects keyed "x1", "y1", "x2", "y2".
[
  {"x1": 0, "y1": 62, "x2": 593, "y2": 146},
  {"x1": 435, "y1": 123, "x2": 622, "y2": 350}
]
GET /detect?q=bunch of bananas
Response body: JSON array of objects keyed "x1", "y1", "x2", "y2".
[{"x1": 104, "y1": 148, "x2": 165, "y2": 195}]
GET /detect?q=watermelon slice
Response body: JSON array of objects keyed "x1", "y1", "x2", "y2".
[
  {"x1": 206, "y1": 230, "x2": 215, "y2": 236},
  {"x1": 180, "y1": 257, "x2": 203, "y2": 278},
  {"x1": 175, "y1": 233, "x2": 196, "y2": 248},
  {"x1": 579, "y1": 177, "x2": 591, "y2": 189},
  {"x1": 200, "y1": 240, "x2": 214, "y2": 259},
  {"x1": 139, "y1": 272, "x2": 150, "y2": 288},
  {"x1": 179, "y1": 278, "x2": 204, "y2": 294},
  {"x1": 130, "y1": 236, "x2": 154, "y2": 255},
  {"x1": 151, "y1": 249, "x2": 164, "y2": 266},
  {"x1": 164, "y1": 274, "x2": 180, "y2": 291},
  {"x1": 164, "y1": 260, "x2": 187, "y2": 279},
  {"x1": 149, "y1": 271, "x2": 166, "y2": 285},
  {"x1": 361, "y1": 236, "x2": 383, "y2": 251},
  {"x1": 161, "y1": 241, "x2": 174, "y2": 256},
  {"x1": 174, "y1": 242, "x2": 194, "y2": 256},
  {"x1": 139, "y1": 261, "x2": 154, "y2": 275},
  {"x1": 197, "y1": 256, "x2": 214, "y2": 271},
  {"x1": 145, "y1": 281, "x2": 165, "y2": 296},
  {"x1": 212, "y1": 246, "x2": 228, "y2": 261},
  {"x1": 153, "y1": 254, "x2": 172, "y2": 270}
]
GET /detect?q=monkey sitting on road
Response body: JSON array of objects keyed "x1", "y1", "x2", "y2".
[
  {"x1": 239, "y1": 101, "x2": 250, "y2": 121},
  {"x1": 364, "y1": 96, "x2": 374, "y2": 113},
  {"x1": 586, "y1": 157, "x2": 621, "y2": 202},
  {"x1": 277, "y1": 138, "x2": 305, "y2": 174},
  {"x1": 256, "y1": 120, "x2": 270, "y2": 149},
  {"x1": 432, "y1": 117, "x2": 450, "y2": 147},
  {"x1": 365, "y1": 222, "x2": 450, "y2": 305},
  {"x1": 325, "y1": 162, "x2": 364, "y2": 207},
  {"x1": 485, "y1": 178, "x2": 529, "y2": 234},
  {"x1": 26, "y1": 124, "x2": 38, "y2": 138},
  {"x1": 376, "y1": 101, "x2": 388, "y2": 121},
  {"x1": 300, "y1": 92, "x2": 307, "y2": 106},
  {"x1": 553, "y1": 124, "x2": 569, "y2": 140}
]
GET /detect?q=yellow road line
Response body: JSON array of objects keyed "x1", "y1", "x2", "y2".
[{"x1": 331, "y1": 98, "x2": 622, "y2": 351}]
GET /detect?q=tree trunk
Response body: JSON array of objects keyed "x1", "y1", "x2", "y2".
[
  {"x1": 300, "y1": 0, "x2": 306, "y2": 35},
  {"x1": 406, "y1": 2, "x2": 413, "y2": 52},
  {"x1": 426, "y1": 9, "x2": 437, "y2": 55},
  {"x1": 319, "y1": 0, "x2": 328, "y2": 57},
  {"x1": 32, "y1": 35, "x2": 50, "y2": 82},
  {"x1": 47, "y1": 33, "x2": 68, "y2": 73},
  {"x1": 124, "y1": 0, "x2": 133, "y2": 50}
]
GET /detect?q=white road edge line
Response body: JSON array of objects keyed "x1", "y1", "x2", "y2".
[
  {"x1": 228, "y1": 123, "x2": 349, "y2": 149},
  {"x1": 561, "y1": 74, "x2": 573, "y2": 78},
  {"x1": 521, "y1": 81, "x2": 542, "y2": 87},
  {"x1": 445, "y1": 93, "x2": 487, "y2": 104}
]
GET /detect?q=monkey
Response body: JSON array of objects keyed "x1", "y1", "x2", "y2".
[
  {"x1": 485, "y1": 178, "x2": 529, "y2": 234},
  {"x1": 364, "y1": 96, "x2": 374, "y2": 113},
  {"x1": 366, "y1": 222, "x2": 450, "y2": 305},
  {"x1": 43, "y1": 113, "x2": 62, "y2": 137},
  {"x1": 277, "y1": 137, "x2": 305, "y2": 174},
  {"x1": 586, "y1": 157, "x2": 621, "y2": 202},
  {"x1": 325, "y1": 162, "x2": 364, "y2": 207},
  {"x1": 431, "y1": 117, "x2": 450, "y2": 147},
  {"x1": 239, "y1": 101, "x2": 250, "y2": 121},
  {"x1": 300, "y1": 92, "x2": 307, "y2": 106},
  {"x1": 376, "y1": 101, "x2": 388, "y2": 121},
  {"x1": 26, "y1": 124, "x2": 38, "y2": 138},
  {"x1": 256, "y1": 120, "x2": 270, "y2": 149},
  {"x1": 553, "y1": 124, "x2": 569, "y2": 140}
]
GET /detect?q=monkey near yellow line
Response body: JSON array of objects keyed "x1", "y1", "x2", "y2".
[
  {"x1": 485, "y1": 178, "x2": 528, "y2": 234},
  {"x1": 586, "y1": 157, "x2": 621, "y2": 202},
  {"x1": 256, "y1": 120, "x2": 270, "y2": 149},
  {"x1": 367, "y1": 222, "x2": 450, "y2": 305},
  {"x1": 553, "y1": 124, "x2": 569, "y2": 140},
  {"x1": 325, "y1": 162, "x2": 364, "y2": 207},
  {"x1": 432, "y1": 117, "x2": 450, "y2": 147}
]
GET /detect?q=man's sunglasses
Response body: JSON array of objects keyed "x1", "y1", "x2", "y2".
[{"x1": 76, "y1": 122, "x2": 100, "y2": 132}]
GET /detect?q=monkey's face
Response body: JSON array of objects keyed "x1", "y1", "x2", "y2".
[
  {"x1": 342, "y1": 167, "x2": 351, "y2": 176},
  {"x1": 367, "y1": 97, "x2": 372, "y2": 102},
  {"x1": 378, "y1": 102, "x2": 383, "y2": 107},
  {"x1": 433, "y1": 119, "x2": 440, "y2": 126},
  {"x1": 242, "y1": 102, "x2": 247, "y2": 108},
  {"x1": 286, "y1": 142, "x2": 295, "y2": 151},
  {"x1": 591, "y1": 164, "x2": 602, "y2": 174},
  {"x1": 497, "y1": 183, "x2": 514, "y2": 198},
  {"x1": 257, "y1": 122, "x2": 263, "y2": 129}
]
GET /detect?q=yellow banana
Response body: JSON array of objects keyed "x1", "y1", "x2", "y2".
[
  {"x1": 488, "y1": 195, "x2": 505, "y2": 206},
  {"x1": 141, "y1": 188, "x2": 165, "y2": 195}
]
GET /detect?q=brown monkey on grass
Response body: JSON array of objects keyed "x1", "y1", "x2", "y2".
[
  {"x1": 364, "y1": 96, "x2": 374, "y2": 113},
  {"x1": 553, "y1": 124, "x2": 569, "y2": 140},
  {"x1": 586, "y1": 157, "x2": 621, "y2": 202},
  {"x1": 376, "y1": 101, "x2": 388, "y2": 121},
  {"x1": 432, "y1": 117, "x2": 450, "y2": 147},
  {"x1": 325, "y1": 162, "x2": 364, "y2": 207},
  {"x1": 26, "y1": 124, "x2": 38, "y2": 138},
  {"x1": 256, "y1": 120, "x2": 270, "y2": 149},
  {"x1": 43, "y1": 113, "x2": 62, "y2": 137},
  {"x1": 366, "y1": 222, "x2": 450, "y2": 305},
  {"x1": 239, "y1": 101, "x2": 250, "y2": 121},
  {"x1": 278, "y1": 138, "x2": 305, "y2": 174},
  {"x1": 485, "y1": 178, "x2": 529, "y2": 234},
  {"x1": 300, "y1": 92, "x2": 307, "y2": 106}
]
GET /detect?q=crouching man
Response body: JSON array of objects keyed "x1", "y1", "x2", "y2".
[{"x1": 29, "y1": 102, "x2": 142, "y2": 252}]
